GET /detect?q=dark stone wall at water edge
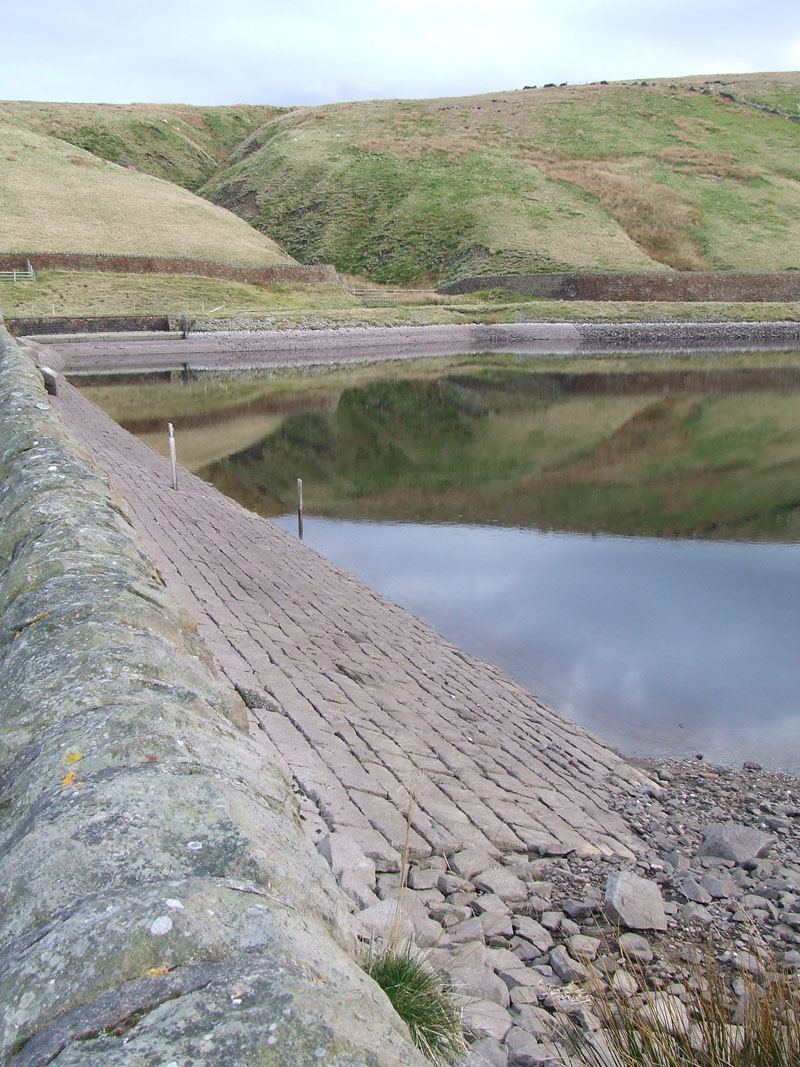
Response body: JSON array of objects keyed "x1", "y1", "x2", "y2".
[
  {"x1": 0, "y1": 251, "x2": 339, "y2": 286},
  {"x1": 5, "y1": 314, "x2": 172, "y2": 336},
  {"x1": 0, "y1": 323, "x2": 423, "y2": 1066},
  {"x1": 439, "y1": 271, "x2": 800, "y2": 302}
]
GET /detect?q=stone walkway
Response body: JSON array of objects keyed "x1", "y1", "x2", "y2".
[{"x1": 45, "y1": 351, "x2": 651, "y2": 875}]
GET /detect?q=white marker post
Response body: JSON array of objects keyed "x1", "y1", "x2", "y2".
[
  {"x1": 168, "y1": 423, "x2": 178, "y2": 491},
  {"x1": 297, "y1": 477, "x2": 304, "y2": 540}
]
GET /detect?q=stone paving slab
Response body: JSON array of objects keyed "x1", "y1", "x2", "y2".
[{"x1": 46, "y1": 353, "x2": 651, "y2": 867}]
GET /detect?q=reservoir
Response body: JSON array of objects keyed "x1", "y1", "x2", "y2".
[{"x1": 83, "y1": 351, "x2": 800, "y2": 773}]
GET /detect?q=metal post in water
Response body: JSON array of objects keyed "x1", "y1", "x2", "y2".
[
  {"x1": 168, "y1": 423, "x2": 178, "y2": 491},
  {"x1": 297, "y1": 477, "x2": 304, "y2": 540}
]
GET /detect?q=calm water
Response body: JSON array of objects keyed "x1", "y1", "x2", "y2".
[
  {"x1": 274, "y1": 517, "x2": 800, "y2": 773},
  {"x1": 95, "y1": 354, "x2": 800, "y2": 773}
]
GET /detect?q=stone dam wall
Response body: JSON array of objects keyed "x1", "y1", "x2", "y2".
[
  {"x1": 0, "y1": 324, "x2": 424, "y2": 1066},
  {"x1": 439, "y1": 270, "x2": 800, "y2": 302}
]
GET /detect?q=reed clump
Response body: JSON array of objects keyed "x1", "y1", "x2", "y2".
[{"x1": 563, "y1": 939, "x2": 800, "y2": 1067}]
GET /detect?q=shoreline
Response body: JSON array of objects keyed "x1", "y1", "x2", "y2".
[
  {"x1": 25, "y1": 318, "x2": 800, "y2": 379},
  {"x1": 21, "y1": 325, "x2": 800, "y2": 1061}
]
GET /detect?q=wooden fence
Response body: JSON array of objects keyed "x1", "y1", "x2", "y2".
[{"x1": 0, "y1": 261, "x2": 35, "y2": 283}]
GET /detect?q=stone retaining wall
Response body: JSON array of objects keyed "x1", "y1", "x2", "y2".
[
  {"x1": 4, "y1": 314, "x2": 172, "y2": 336},
  {"x1": 0, "y1": 252, "x2": 339, "y2": 286},
  {"x1": 0, "y1": 323, "x2": 423, "y2": 1065},
  {"x1": 439, "y1": 271, "x2": 800, "y2": 302}
]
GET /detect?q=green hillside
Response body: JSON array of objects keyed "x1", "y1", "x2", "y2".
[
  {"x1": 0, "y1": 117, "x2": 295, "y2": 264},
  {"x1": 199, "y1": 72, "x2": 800, "y2": 283},
  {"x1": 0, "y1": 101, "x2": 282, "y2": 191},
  {"x1": 1, "y1": 73, "x2": 799, "y2": 284}
]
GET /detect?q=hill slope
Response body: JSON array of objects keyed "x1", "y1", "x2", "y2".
[
  {"x1": 1, "y1": 75, "x2": 799, "y2": 283},
  {"x1": 0, "y1": 117, "x2": 296, "y2": 264},
  {"x1": 198, "y1": 72, "x2": 800, "y2": 283}
]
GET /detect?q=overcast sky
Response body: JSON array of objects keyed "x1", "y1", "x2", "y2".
[{"x1": 3, "y1": 0, "x2": 798, "y2": 107}]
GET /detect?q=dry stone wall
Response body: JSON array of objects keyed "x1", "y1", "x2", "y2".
[
  {"x1": 0, "y1": 323, "x2": 424, "y2": 1066},
  {"x1": 4, "y1": 315, "x2": 172, "y2": 337},
  {"x1": 440, "y1": 271, "x2": 800, "y2": 302},
  {"x1": 0, "y1": 252, "x2": 339, "y2": 286}
]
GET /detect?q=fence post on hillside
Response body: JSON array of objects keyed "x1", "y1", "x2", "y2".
[
  {"x1": 168, "y1": 423, "x2": 178, "y2": 491},
  {"x1": 297, "y1": 478, "x2": 304, "y2": 540}
]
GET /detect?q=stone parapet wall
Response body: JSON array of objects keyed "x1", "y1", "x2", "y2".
[
  {"x1": 0, "y1": 251, "x2": 339, "y2": 286},
  {"x1": 0, "y1": 323, "x2": 422, "y2": 1065},
  {"x1": 439, "y1": 271, "x2": 800, "y2": 302}
]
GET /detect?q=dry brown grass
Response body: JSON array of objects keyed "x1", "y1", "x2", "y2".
[
  {"x1": 0, "y1": 121, "x2": 294, "y2": 264},
  {"x1": 537, "y1": 158, "x2": 709, "y2": 270}
]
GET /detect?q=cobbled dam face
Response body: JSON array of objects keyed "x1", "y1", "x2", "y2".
[{"x1": 0, "y1": 323, "x2": 426, "y2": 1066}]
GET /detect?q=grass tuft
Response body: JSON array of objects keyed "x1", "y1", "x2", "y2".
[
  {"x1": 563, "y1": 940, "x2": 800, "y2": 1067},
  {"x1": 364, "y1": 942, "x2": 467, "y2": 1066}
]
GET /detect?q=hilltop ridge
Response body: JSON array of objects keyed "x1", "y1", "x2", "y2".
[{"x1": 1, "y1": 71, "x2": 799, "y2": 284}]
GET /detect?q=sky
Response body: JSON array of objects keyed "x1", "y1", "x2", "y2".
[{"x1": 2, "y1": 0, "x2": 798, "y2": 107}]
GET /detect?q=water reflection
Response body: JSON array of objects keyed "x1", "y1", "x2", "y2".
[
  {"x1": 84, "y1": 354, "x2": 800, "y2": 773},
  {"x1": 275, "y1": 517, "x2": 800, "y2": 774}
]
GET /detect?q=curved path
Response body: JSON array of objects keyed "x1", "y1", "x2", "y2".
[{"x1": 36, "y1": 334, "x2": 659, "y2": 875}]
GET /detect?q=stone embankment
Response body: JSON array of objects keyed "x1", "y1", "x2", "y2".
[
  {"x1": 5, "y1": 322, "x2": 800, "y2": 1067},
  {"x1": 26, "y1": 319, "x2": 800, "y2": 381},
  {"x1": 0, "y1": 323, "x2": 426, "y2": 1066}
]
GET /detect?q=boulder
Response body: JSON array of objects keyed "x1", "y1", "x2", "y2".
[
  {"x1": 698, "y1": 822, "x2": 775, "y2": 866},
  {"x1": 604, "y1": 870, "x2": 668, "y2": 931}
]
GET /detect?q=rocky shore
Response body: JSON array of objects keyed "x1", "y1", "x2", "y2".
[{"x1": 345, "y1": 757, "x2": 799, "y2": 1066}]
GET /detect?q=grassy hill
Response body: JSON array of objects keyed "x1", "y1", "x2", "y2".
[
  {"x1": 0, "y1": 106, "x2": 295, "y2": 264},
  {"x1": 1, "y1": 73, "x2": 799, "y2": 285},
  {"x1": 199, "y1": 72, "x2": 800, "y2": 283}
]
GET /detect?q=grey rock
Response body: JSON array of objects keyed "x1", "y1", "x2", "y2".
[
  {"x1": 678, "y1": 876, "x2": 712, "y2": 904},
  {"x1": 618, "y1": 932, "x2": 653, "y2": 963},
  {"x1": 698, "y1": 822, "x2": 775, "y2": 866},
  {"x1": 439, "y1": 872, "x2": 475, "y2": 895},
  {"x1": 639, "y1": 993, "x2": 690, "y2": 1036},
  {"x1": 461, "y1": 999, "x2": 513, "y2": 1042},
  {"x1": 549, "y1": 946, "x2": 587, "y2": 984},
  {"x1": 463, "y1": 1037, "x2": 508, "y2": 1066},
  {"x1": 505, "y1": 1025, "x2": 545, "y2": 1066},
  {"x1": 699, "y1": 872, "x2": 739, "y2": 899},
  {"x1": 481, "y1": 909, "x2": 515, "y2": 941},
  {"x1": 474, "y1": 893, "x2": 512, "y2": 916},
  {"x1": 407, "y1": 866, "x2": 441, "y2": 891},
  {"x1": 563, "y1": 897, "x2": 595, "y2": 920},
  {"x1": 448, "y1": 916, "x2": 487, "y2": 944},
  {"x1": 559, "y1": 916, "x2": 581, "y2": 937},
  {"x1": 450, "y1": 964, "x2": 510, "y2": 1007},
  {"x1": 318, "y1": 832, "x2": 378, "y2": 908},
  {"x1": 568, "y1": 934, "x2": 601, "y2": 961},
  {"x1": 513, "y1": 1003, "x2": 556, "y2": 1038},
  {"x1": 450, "y1": 850, "x2": 497, "y2": 881},
  {"x1": 354, "y1": 893, "x2": 442, "y2": 948},
  {"x1": 474, "y1": 868, "x2": 529, "y2": 902},
  {"x1": 605, "y1": 871, "x2": 668, "y2": 931},
  {"x1": 513, "y1": 916, "x2": 554, "y2": 954},
  {"x1": 612, "y1": 969, "x2": 639, "y2": 997}
]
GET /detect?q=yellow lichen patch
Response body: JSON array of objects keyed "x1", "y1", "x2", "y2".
[
  {"x1": 64, "y1": 751, "x2": 82, "y2": 764},
  {"x1": 61, "y1": 771, "x2": 76, "y2": 786},
  {"x1": 148, "y1": 966, "x2": 169, "y2": 976}
]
